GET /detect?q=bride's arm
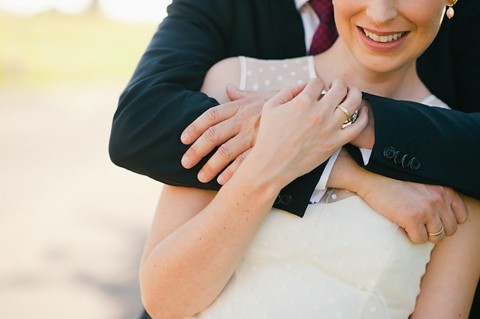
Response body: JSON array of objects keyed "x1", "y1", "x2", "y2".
[
  {"x1": 140, "y1": 174, "x2": 280, "y2": 318},
  {"x1": 141, "y1": 80, "x2": 366, "y2": 318},
  {"x1": 410, "y1": 196, "x2": 480, "y2": 318},
  {"x1": 201, "y1": 57, "x2": 241, "y2": 104}
]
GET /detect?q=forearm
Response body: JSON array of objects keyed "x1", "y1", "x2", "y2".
[
  {"x1": 326, "y1": 148, "x2": 469, "y2": 244},
  {"x1": 326, "y1": 148, "x2": 369, "y2": 193},
  {"x1": 364, "y1": 94, "x2": 480, "y2": 199},
  {"x1": 109, "y1": 0, "x2": 229, "y2": 190},
  {"x1": 410, "y1": 196, "x2": 480, "y2": 318},
  {"x1": 140, "y1": 154, "x2": 284, "y2": 318},
  {"x1": 110, "y1": 85, "x2": 222, "y2": 189}
]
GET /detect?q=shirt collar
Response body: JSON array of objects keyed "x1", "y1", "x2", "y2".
[{"x1": 295, "y1": 0, "x2": 310, "y2": 10}]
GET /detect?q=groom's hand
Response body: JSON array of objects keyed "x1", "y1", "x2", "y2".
[
  {"x1": 360, "y1": 179, "x2": 468, "y2": 244},
  {"x1": 181, "y1": 85, "x2": 276, "y2": 184},
  {"x1": 328, "y1": 150, "x2": 469, "y2": 244}
]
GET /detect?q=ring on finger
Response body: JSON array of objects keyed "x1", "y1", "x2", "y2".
[
  {"x1": 341, "y1": 109, "x2": 359, "y2": 129},
  {"x1": 427, "y1": 226, "x2": 445, "y2": 237},
  {"x1": 336, "y1": 104, "x2": 352, "y2": 119}
]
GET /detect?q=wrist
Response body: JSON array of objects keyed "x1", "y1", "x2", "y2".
[
  {"x1": 232, "y1": 150, "x2": 286, "y2": 197},
  {"x1": 351, "y1": 100, "x2": 375, "y2": 149},
  {"x1": 327, "y1": 150, "x2": 368, "y2": 194}
]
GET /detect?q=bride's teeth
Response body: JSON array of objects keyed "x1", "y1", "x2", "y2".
[{"x1": 363, "y1": 29, "x2": 405, "y2": 43}]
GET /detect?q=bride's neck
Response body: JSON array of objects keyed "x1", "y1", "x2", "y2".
[{"x1": 314, "y1": 40, "x2": 429, "y2": 102}]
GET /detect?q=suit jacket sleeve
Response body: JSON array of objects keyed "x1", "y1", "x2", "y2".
[
  {"x1": 108, "y1": 0, "x2": 317, "y2": 215},
  {"x1": 362, "y1": 95, "x2": 480, "y2": 199},
  {"x1": 109, "y1": 0, "x2": 232, "y2": 190}
]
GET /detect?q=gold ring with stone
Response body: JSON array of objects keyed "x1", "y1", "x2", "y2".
[{"x1": 341, "y1": 109, "x2": 359, "y2": 129}]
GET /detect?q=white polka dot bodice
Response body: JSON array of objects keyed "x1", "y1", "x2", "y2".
[
  {"x1": 193, "y1": 190, "x2": 433, "y2": 319},
  {"x1": 239, "y1": 56, "x2": 317, "y2": 92}
]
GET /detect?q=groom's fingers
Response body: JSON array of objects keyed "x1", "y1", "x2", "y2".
[
  {"x1": 182, "y1": 118, "x2": 238, "y2": 169},
  {"x1": 451, "y1": 192, "x2": 469, "y2": 225},
  {"x1": 183, "y1": 91, "x2": 274, "y2": 172},
  {"x1": 196, "y1": 133, "x2": 251, "y2": 183},
  {"x1": 181, "y1": 101, "x2": 239, "y2": 145},
  {"x1": 404, "y1": 224, "x2": 428, "y2": 244},
  {"x1": 217, "y1": 150, "x2": 251, "y2": 185}
]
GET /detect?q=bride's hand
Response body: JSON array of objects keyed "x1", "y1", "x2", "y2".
[{"x1": 248, "y1": 78, "x2": 368, "y2": 187}]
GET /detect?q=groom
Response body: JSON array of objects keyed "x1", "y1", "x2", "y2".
[{"x1": 108, "y1": 0, "x2": 480, "y2": 317}]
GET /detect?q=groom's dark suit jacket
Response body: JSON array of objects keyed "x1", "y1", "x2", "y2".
[
  {"x1": 110, "y1": 0, "x2": 479, "y2": 213},
  {"x1": 109, "y1": 0, "x2": 480, "y2": 317}
]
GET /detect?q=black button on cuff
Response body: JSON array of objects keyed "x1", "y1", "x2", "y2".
[
  {"x1": 275, "y1": 193, "x2": 293, "y2": 206},
  {"x1": 383, "y1": 146, "x2": 396, "y2": 160},
  {"x1": 409, "y1": 157, "x2": 421, "y2": 170}
]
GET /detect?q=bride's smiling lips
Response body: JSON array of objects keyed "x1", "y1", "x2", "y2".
[{"x1": 357, "y1": 26, "x2": 410, "y2": 52}]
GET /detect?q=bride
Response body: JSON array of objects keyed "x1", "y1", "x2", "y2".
[{"x1": 140, "y1": 0, "x2": 480, "y2": 318}]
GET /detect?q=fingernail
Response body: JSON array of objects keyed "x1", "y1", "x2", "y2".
[
  {"x1": 198, "y1": 171, "x2": 206, "y2": 183},
  {"x1": 227, "y1": 83, "x2": 244, "y2": 94},
  {"x1": 181, "y1": 132, "x2": 189, "y2": 144},
  {"x1": 217, "y1": 175, "x2": 225, "y2": 185},
  {"x1": 181, "y1": 155, "x2": 190, "y2": 168}
]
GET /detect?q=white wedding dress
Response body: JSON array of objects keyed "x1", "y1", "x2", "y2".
[{"x1": 192, "y1": 56, "x2": 449, "y2": 319}]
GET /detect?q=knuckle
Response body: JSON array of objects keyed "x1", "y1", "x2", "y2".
[
  {"x1": 236, "y1": 152, "x2": 247, "y2": 164},
  {"x1": 205, "y1": 126, "x2": 218, "y2": 143},
  {"x1": 445, "y1": 224, "x2": 457, "y2": 236},
  {"x1": 347, "y1": 90, "x2": 362, "y2": 106},
  {"x1": 420, "y1": 203, "x2": 433, "y2": 216},
  {"x1": 332, "y1": 78, "x2": 346, "y2": 87},
  {"x1": 407, "y1": 231, "x2": 424, "y2": 244},
  {"x1": 186, "y1": 122, "x2": 198, "y2": 135},
  {"x1": 201, "y1": 165, "x2": 213, "y2": 178},
  {"x1": 205, "y1": 107, "x2": 219, "y2": 122},
  {"x1": 432, "y1": 188, "x2": 444, "y2": 201},
  {"x1": 238, "y1": 97, "x2": 253, "y2": 107},
  {"x1": 408, "y1": 209, "x2": 424, "y2": 223},
  {"x1": 349, "y1": 86, "x2": 362, "y2": 96},
  {"x1": 239, "y1": 96, "x2": 262, "y2": 109},
  {"x1": 294, "y1": 94, "x2": 313, "y2": 109},
  {"x1": 217, "y1": 144, "x2": 231, "y2": 160},
  {"x1": 430, "y1": 186, "x2": 446, "y2": 202},
  {"x1": 188, "y1": 144, "x2": 199, "y2": 157}
]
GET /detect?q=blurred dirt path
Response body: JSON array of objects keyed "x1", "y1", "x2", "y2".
[{"x1": 0, "y1": 82, "x2": 160, "y2": 319}]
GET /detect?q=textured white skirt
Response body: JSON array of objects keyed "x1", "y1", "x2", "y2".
[{"x1": 193, "y1": 190, "x2": 434, "y2": 319}]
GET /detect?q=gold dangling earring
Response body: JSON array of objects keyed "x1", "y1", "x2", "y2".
[{"x1": 446, "y1": 0, "x2": 458, "y2": 19}]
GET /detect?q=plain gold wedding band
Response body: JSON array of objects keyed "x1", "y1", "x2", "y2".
[
  {"x1": 336, "y1": 105, "x2": 352, "y2": 119},
  {"x1": 428, "y1": 226, "x2": 445, "y2": 237}
]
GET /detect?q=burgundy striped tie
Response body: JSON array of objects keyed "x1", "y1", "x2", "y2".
[{"x1": 309, "y1": 0, "x2": 338, "y2": 55}]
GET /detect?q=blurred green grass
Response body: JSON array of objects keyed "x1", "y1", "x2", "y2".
[{"x1": 0, "y1": 11, "x2": 157, "y2": 87}]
